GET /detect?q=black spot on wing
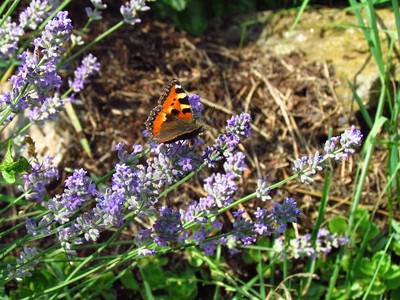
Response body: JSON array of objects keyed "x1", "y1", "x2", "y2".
[
  {"x1": 171, "y1": 109, "x2": 180, "y2": 115},
  {"x1": 182, "y1": 108, "x2": 191, "y2": 115},
  {"x1": 178, "y1": 96, "x2": 190, "y2": 105}
]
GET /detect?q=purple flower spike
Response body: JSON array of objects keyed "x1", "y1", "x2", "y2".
[
  {"x1": 253, "y1": 207, "x2": 274, "y2": 236},
  {"x1": 340, "y1": 125, "x2": 363, "y2": 160},
  {"x1": 272, "y1": 198, "x2": 301, "y2": 233},
  {"x1": 324, "y1": 126, "x2": 363, "y2": 162},
  {"x1": 94, "y1": 189, "x2": 126, "y2": 227},
  {"x1": 224, "y1": 152, "x2": 247, "y2": 176},
  {"x1": 203, "y1": 172, "x2": 237, "y2": 208},
  {"x1": 1, "y1": 11, "x2": 73, "y2": 124},
  {"x1": 25, "y1": 215, "x2": 53, "y2": 236},
  {"x1": 6, "y1": 247, "x2": 40, "y2": 279},
  {"x1": 57, "y1": 225, "x2": 83, "y2": 255},
  {"x1": 47, "y1": 169, "x2": 97, "y2": 224},
  {"x1": 152, "y1": 206, "x2": 187, "y2": 247},
  {"x1": 256, "y1": 176, "x2": 271, "y2": 202},
  {"x1": 232, "y1": 209, "x2": 255, "y2": 245},
  {"x1": 63, "y1": 169, "x2": 97, "y2": 210},
  {"x1": 274, "y1": 228, "x2": 349, "y2": 260},
  {"x1": 293, "y1": 152, "x2": 325, "y2": 184},
  {"x1": 0, "y1": 17, "x2": 24, "y2": 59},
  {"x1": 19, "y1": 0, "x2": 52, "y2": 31},
  {"x1": 120, "y1": 0, "x2": 150, "y2": 25},
  {"x1": 69, "y1": 54, "x2": 100, "y2": 92},
  {"x1": 226, "y1": 112, "x2": 251, "y2": 140},
  {"x1": 22, "y1": 156, "x2": 59, "y2": 202}
]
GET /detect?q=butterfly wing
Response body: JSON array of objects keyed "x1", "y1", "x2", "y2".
[{"x1": 145, "y1": 79, "x2": 203, "y2": 143}]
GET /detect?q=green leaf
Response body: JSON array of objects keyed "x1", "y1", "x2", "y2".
[
  {"x1": 0, "y1": 140, "x2": 32, "y2": 184},
  {"x1": 2, "y1": 169, "x2": 16, "y2": 184},
  {"x1": 391, "y1": 288, "x2": 400, "y2": 299},
  {"x1": 359, "y1": 257, "x2": 375, "y2": 277},
  {"x1": 162, "y1": 0, "x2": 189, "y2": 11},
  {"x1": 366, "y1": 222, "x2": 380, "y2": 241},
  {"x1": 172, "y1": 0, "x2": 208, "y2": 35},
  {"x1": 391, "y1": 239, "x2": 400, "y2": 256},
  {"x1": 328, "y1": 216, "x2": 347, "y2": 234},
  {"x1": 367, "y1": 279, "x2": 386, "y2": 296},
  {"x1": 304, "y1": 282, "x2": 327, "y2": 300},
  {"x1": 141, "y1": 262, "x2": 166, "y2": 289},
  {"x1": 165, "y1": 267, "x2": 197, "y2": 300},
  {"x1": 384, "y1": 264, "x2": 400, "y2": 289},
  {"x1": 391, "y1": 219, "x2": 400, "y2": 233},
  {"x1": 371, "y1": 251, "x2": 391, "y2": 276},
  {"x1": 187, "y1": 249, "x2": 204, "y2": 268},
  {"x1": 0, "y1": 139, "x2": 15, "y2": 171},
  {"x1": 120, "y1": 270, "x2": 140, "y2": 290},
  {"x1": 14, "y1": 156, "x2": 31, "y2": 173}
]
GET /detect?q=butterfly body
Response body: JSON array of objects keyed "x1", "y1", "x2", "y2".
[{"x1": 145, "y1": 79, "x2": 205, "y2": 144}]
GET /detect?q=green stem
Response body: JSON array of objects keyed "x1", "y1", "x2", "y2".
[{"x1": 0, "y1": 0, "x2": 20, "y2": 28}]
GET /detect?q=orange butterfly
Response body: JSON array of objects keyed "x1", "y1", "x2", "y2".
[{"x1": 145, "y1": 79, "x2": 206, "y2": 144}]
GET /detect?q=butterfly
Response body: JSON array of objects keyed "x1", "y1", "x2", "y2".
[{"x1": 145, "y1": 79, "x2": 206, "y2": 144}]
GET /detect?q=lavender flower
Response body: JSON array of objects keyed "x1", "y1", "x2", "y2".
[
  {"x1": 134, "y1": 228, "x2": 151, "y2": 245},
  {"x1": 224, "y1": 152, "x2": 247, "y2": 176},
  {"x1": 6, "y1": 247, "x2": 40, "y2": 279},
  {"x1": 134, "y1": 229, "x2": 156, "y2": 256},
  {"x1": 75, "y1": 211, "x2": 101, "y2": 242},
  {"x1": 204, "y1": 113, "x2": 251, "y2": 164},
  {"x1": 25, "y1": 215, "x2": 53, "y2": 236},
  {"x1": 316, "y1": 228, "x2": 349, "y2": 254},
  {"x1": 274, "y1": 229, "x2": 348, "y2": 260},
  {"x1": 203, "y1": 172, "x2": 238, "y2": 208},
  {"x1": 324, "y1": 125, "x2": 363, "y2": 161},
  {"x1": 93, "y1": 188, "x2": 126, "y2": 227},
  {"x1": 1, "y1": 11, "x2": 73, "y2": 124},
  {"x1": 200, "y1": 237, "x2": 227, "y2": 256},
  {"x1": 19, "y1": 0, "x2": 52, "y2": 30},
  {"x1": 46, "y1": 194, "x2": 71, "y2": 224},
  {"x1": 109, "y1": 162, "x2": 157, "y2": 218},
  {"x1": 57, "y1": 225, "x2": 83, "y2": 255},
  {"x1": 148, "y1": 141, "x2": 203, "y2": 187},
  {"x1": 253, "y1": 207, "x2": 274, "y2": 236},
  {"x1": 226, "y1": 113, "x2": 252, "y2": 140},
  {"x1": 271, "y1": 198, "x2": 301, "y2": 233},
  {"x1": 293, "y1": 152, "x2": 325, "y2": 184},
  {"x1": 294, "y1": 126, "x2": 362, "y2": 183},
  {"x1": 21, "y1": 155, "x2": 59, "y2": 202},
  {"x1": 178, "y1": 156, "x2": 194, "y2": 172},
  {"x1": 26, "y1": 91, "x2": 66, "y2": 122},
  {"x1": 290, "y1": 234, "x2": 316, "y2": 259},
  {"x1": 138, "y1": 248, "x2": 156, "y2": 256},
  {"x1": 64, "y1": 169, "x2": 97, "y2": 210},
  {"x1": 120, "y1": 0, "x2": 150, "y2": 25},
  {"x1": 232, "y1": 209, "x2": 256, "y2": 246},
  {"x1": 90, "y1": 0, "x2": 107, "y2": 9},
  {"x1": 68, "y1": 54, "x2": 100, "y2": 92},
  {"x1": 34, "y1": 10, "x2": 72, "y2": 56},
  {"x1": 115, "y1": 142, "x2": 143, "y2": 162},
  {"x1": 46, "y1": 169, "x2": 97, "y2": 224},
  {"x1": 189, "y1": 94, "x2": 204, "y2": 120},
  {"x1": 192, "y1": 217, "x2": 223, "y2": 244},
  {"x1": 0, "y1": 17, "x2": 24, "y2": 59},
  {"x1": 152, "y1": 206, "x2": 187, "y2": 247},
  {"x1": 85, "y1": 0, "x2": 107, "y2": 21},
  {"x1": 256, "y1": 176, "x2": 271, "y2": 202}
]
